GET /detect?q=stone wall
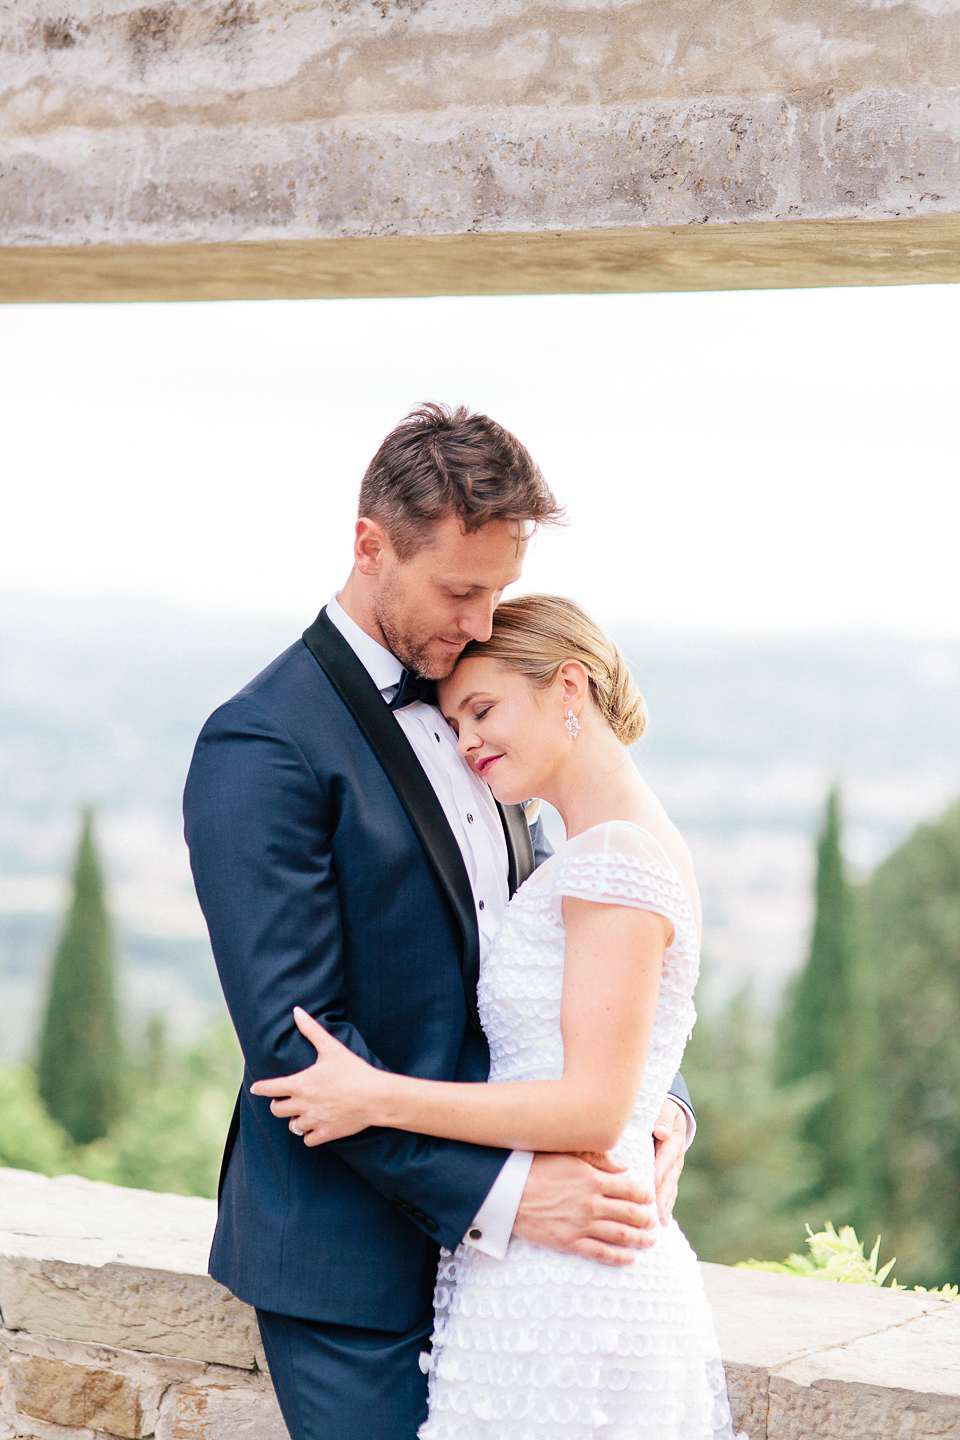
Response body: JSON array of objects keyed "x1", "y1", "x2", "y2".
[
  {"x1": 0, "y1": 1167, "x2": 285, "y2": 1439},
  {"x1": 1, "y1": 1166, "x2": 959, "y2": 1438},
  {"x1": 2, "y1": 1, "x2": 960, "y2": 298}
]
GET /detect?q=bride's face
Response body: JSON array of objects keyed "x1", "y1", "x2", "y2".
[{"x1": 438, "y1": 655, "x2": 571, "y2": 805}]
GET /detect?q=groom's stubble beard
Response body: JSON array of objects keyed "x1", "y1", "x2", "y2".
[{"x1": 374, "y1": 569, "x2": 465, "y2": 680}]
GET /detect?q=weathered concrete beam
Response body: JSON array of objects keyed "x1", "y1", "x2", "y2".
[
  {"x1": 2, "y1": 2, "x2": 960, "y2": 298},
  {"x1": 5, "y1": 92, "x2": 960, "y2": 246}
]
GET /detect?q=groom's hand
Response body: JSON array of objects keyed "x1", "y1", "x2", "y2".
[
  {"x1": 652, "y1": 1097, "x2": 688, "y2": 1226},
  {"x1": 512, "y1": 1153, "x2": 656, "y2": 1266}
]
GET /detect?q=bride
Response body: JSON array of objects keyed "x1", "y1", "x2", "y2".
[{"x1": 253, "y1": 595, "x2": 743, "y2": 1440}]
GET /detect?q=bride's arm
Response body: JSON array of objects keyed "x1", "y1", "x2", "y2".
[{"x1": 251, "y1": 900, "x2": 670, "y2": 1154}]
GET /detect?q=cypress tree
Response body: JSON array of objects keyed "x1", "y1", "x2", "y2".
[
  {"x1": 862, "y1": 801, "x2": 960, "y2": 1286},
  {"x1": 776, "y1": 788, "x2": 876, "y2": 1211},
  {"x1": 37, "y1": 808, "x2": 124, "y2": 1145}
]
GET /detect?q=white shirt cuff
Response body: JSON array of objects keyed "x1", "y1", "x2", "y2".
[
  {"x1": 672, "y1": 1096, "x2": 696, "y2": 1150},
  {"x1": 462, "y1": 1150, "x2": 534, "y2": 1259}
]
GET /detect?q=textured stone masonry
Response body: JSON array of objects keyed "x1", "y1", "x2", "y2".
[
  {"x1": 1, "y1": 1167, "x2": 959, "y2": 1438},
  {"x1": 0, "y1": 1325, "x2": 287, "y2": 1439},
  {"x1": 2, "y1": 0, "x2": 960, "y2": 297}
]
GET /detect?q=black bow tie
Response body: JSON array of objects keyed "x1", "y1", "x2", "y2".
[{"x1": 389, "y1": 669, "x2": 438, "y2": 710}]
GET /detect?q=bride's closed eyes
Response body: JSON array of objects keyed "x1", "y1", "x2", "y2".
[
  {"x1": 442, "y1": 690, "x2": 498, "y2": 722},
  {"x1": 441, "y1": 703, "x2": 495, "y2": 737}
]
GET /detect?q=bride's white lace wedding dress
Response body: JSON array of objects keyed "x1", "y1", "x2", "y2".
[{"x1": 418, "y1": 821, "x2": 742, "y2": 1440}]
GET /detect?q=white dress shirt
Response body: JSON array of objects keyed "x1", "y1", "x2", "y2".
[{"x1": 326, "y1": 594, "x2": 533, "y2": 1258}]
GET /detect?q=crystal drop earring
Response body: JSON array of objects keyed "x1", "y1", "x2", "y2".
[{"x1": 565, "y1": 708, "x2": 580, "y2": 740}]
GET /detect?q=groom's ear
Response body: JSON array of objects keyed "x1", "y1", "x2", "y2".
[{"x1": 354, "y1": 517, "x2": 391, "y2": 575}]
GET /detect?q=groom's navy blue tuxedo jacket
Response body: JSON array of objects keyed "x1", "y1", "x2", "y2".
[{"x1": 184, "y1": 608, "x2": 692, "y2": 1331}]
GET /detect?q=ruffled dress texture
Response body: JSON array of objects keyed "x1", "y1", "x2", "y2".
[{"x1": 418, "y1": 821, "x2": 743, "y2": 1440}]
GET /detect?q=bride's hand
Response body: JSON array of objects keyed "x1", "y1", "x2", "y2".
[{"x1": 250, "y1": 1007, "x2": 384, "y2": 1145}]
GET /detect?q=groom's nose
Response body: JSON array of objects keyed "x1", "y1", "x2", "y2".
[{"x1": 456, "y1": 595, "x2": 496, "y2": 642}]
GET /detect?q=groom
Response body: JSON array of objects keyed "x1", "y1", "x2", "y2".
[{"x1": 184, "y1": 404, "x2": 694, "y2": 1440}]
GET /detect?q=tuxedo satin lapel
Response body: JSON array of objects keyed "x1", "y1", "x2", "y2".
[
  {"x1": 302, "y1": 609, "x2": 482, "y2": 1028},
  {"x1": 497, "y1": 802, "x2": 536, "y2": 898}
]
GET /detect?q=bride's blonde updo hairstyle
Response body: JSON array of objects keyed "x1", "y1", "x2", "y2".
[{"x1": 460, "y1": 595, "x2": 647, "y2": 746}]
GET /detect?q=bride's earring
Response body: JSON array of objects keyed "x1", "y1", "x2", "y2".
[{"x1": 565, "y1": 708, "x2": 580, "y2": 740}]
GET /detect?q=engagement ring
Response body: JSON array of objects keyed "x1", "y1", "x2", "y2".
[{"x1": 290, "y1": 1120, "x2": 304, "y2": 1138}]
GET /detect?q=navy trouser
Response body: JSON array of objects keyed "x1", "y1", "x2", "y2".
[{"x1": 257, "y1": 1308, "x2": 433, "y2": 1440}]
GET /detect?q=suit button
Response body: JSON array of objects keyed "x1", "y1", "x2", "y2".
[{"x1": 423, "y1": 1216, "x2": 439, "y2": 1234}]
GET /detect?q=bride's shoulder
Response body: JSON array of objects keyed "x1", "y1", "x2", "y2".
[
  {"x1": 549, "y1": 823, "x2": 678, "y2": 895},
  {"x1": 562, "y1": 818, "x2": 672, "y2": 863},
  {"x1": 561, "y1": 817, "x2": 698, "y2": 895},
  {"x1": 554, "y1": 818, "x2": 702, "y2": 933}
]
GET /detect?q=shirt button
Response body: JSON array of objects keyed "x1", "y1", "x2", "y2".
[
  {"x1": 468, "y1": 1227, "x2": 483, "y2": 1241},
  {"x1": 478, "y1": 900, "x2": 485, "y2": 910},
  {"x1": 434, "y1": 733, "x2": 441, "y2": 742},
  {"x1": 466, "y1": 813, "x2": 474, "y2": 823}
]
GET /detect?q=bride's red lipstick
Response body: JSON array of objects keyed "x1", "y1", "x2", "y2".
[{"x1": 475, "y1": 754, "x2": 504, "y2": 781}]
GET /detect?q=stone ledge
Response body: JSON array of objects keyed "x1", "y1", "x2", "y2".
[
  {"x1": 0, "y1": 1258, "x2": 258, "y2": 1371},
  {"x1": 702, "y1": 1262, "x2": 960, "y2": 1438},
  {"x1": 0, "y1": 1171, "x2": 257, "y2": 1370},
  {"x1": 2, "y1": 1169, "x2": 960, "y2": 1438}
]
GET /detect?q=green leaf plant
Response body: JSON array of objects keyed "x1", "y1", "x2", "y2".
[{"x1": 738, "y1": 1222, "x2": 959, "y2": 1300}]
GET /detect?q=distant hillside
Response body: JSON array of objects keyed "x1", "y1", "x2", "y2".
[
  {"x1": 0, "y1": 594, "x2": 296, "y2": 839},
  {"x1": 1, "y1": 594, "x2": 958, "y2": 1058},
  {"x1": 622, "y1": 630, "x2": 960, "y2": 777}
]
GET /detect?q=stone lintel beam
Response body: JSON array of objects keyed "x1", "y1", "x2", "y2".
[
  {"x1": 2, "y1": 215, "x2": 960, "y2": 303},
  {"x1": 3, "y1": 2, "x2": 960, "y2": 301}
]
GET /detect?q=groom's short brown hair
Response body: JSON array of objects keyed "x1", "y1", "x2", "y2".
[{"x1": 358, "y1": 402, "x2": 563, "y2": 560}]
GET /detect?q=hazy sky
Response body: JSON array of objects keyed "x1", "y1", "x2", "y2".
[{"x1": 2, "y1": 282, "x2": 957, "y2": 636}]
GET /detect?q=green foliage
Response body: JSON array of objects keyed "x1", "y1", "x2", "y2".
[
  {"x1": 674, "y1": 993, "x2": 825, "y2": 1265},
  {"x1": 774, "y1": 789, "x2": 878, "y2": 1220},
  {"x1": 0, "y1": 1067, "x2": 74, "y2": 1174},
  {"x1": 738, "y1": 1222, "x2": 959, "y2": 1300},
  {"x1": 777, "y1": 790, "x2": 852, "y2": 1087},
  {"x1": 739, "y1": 1222, "x2": 896, "y2": 1285},
  {"x1": 36, "y1": 809, "x2": 124, "y2": 1145},
  {"x1": 0, "y1": 1022, "x2": 241, "y2": 1200},
  {"x1": 861, "y1": 800, "x2": 960, "y2": 1287},
  {"x1": 677, "y1": 791, "x2": 960, "y2": 1291},
  {"x1": 75, "y1": 1020, "x2": 242, "y2": 1198}
]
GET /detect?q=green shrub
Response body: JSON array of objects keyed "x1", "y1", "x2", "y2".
[
  {"x1": 0, "y1": 1067, "x2": 74, "y2": 1174},
  {"x1": 75, "y1": 1020, "x2": 241, "y2": 1198},
  {"x1": 738, "y1": 1222, "x2": 959, "y2": 1300},
  {"x1": 0, "y1": 1021, "x2": 241, "y2": 1201}
]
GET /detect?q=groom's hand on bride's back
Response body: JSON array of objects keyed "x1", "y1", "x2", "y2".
[{"x1": 512, "y1": 1153, "x2": 657, "y2": 1266}]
